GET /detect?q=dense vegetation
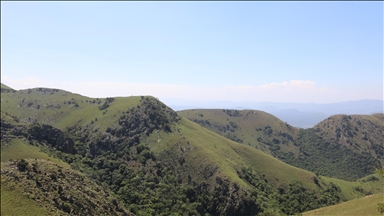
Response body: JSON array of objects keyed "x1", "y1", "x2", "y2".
[
  {"x1": 1, "y1": 84, "x2": 383, "y2": 215},
  {"x1": 279, "y1": 129, "x2": 381, "y2": 181},
  {"x1": 179, "y1": 109, "x2": 384, "y2": 181}
]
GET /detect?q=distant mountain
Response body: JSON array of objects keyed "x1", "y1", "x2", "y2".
[{"x1": 166, "y1": 99, "x2": 383, "y2": 128}]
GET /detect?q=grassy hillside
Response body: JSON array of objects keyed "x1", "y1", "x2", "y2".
[
  {"x1": 1, "y1": 84, "x2": 383, "y2": 215},
  {"x1": 313, "y1": 114, "x2": 384, "y2": 161},
  {"x1": 1, "y1": 159, "x2": 131, "y2": 215},
  {"x1": 0, "y1": 87, "x2": 141, "y2": 132},
  {"x1": 303, "y1": 193, "x2": 384, "y2": 216},
  {"x1": 1, "y1": 139, "x2": 70, "y2": 168},
  {"x1": 178, "y1": 109, "x2": 300, "y2": 155},
  {"x1": 1, "y1": 83, "x2": 15, "y2": 93},
  {"x1": 178, "y1": 109, "x2": 384, "y2": 181}
]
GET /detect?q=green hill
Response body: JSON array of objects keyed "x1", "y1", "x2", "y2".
[
  {"x1": 1, "y1": 83, "x2": 15, "y2": 93},
  {"x1": 1, "y1": 84, "x2": 383, "y2": 215},
  {"x1": 178, "y1": 109, "x2": 384, "y2": 181},
  {"x1": 303, "y1": 193, "x2": 384, "y2": 216}
]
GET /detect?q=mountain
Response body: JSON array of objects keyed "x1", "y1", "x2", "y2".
[
  {"x1": 1, "y1": 84, "x2": 383, "y2": 215},
  {"x1": 178, "y1": 109, "x2": 384, "y2": 181},
  {"x1": 166, "y1": 99, "x2": 383, "y2": 128}
]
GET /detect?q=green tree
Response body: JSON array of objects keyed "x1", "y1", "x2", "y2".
[{"x1": 375, "y1": 167, "x2": 384, "y2": 214}]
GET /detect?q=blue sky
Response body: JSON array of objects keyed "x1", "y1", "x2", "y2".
[{"x1": 1, "y1": 2, "x2": 383, "y2": 103}]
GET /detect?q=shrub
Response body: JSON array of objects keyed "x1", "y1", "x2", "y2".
[
  {"x1": 378, "y1": 203, "x2": 384, "y2": 214},
  {"x1": 17, "y1": 159, "x2": 29, "y2": 172}
]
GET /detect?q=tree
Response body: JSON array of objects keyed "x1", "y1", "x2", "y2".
[
  {"x1": 375, "y1": 167, "x2": 384, "y2": 214},
  {"x1": 17, "y1": 159, "x2": 29, "y2": 172}
]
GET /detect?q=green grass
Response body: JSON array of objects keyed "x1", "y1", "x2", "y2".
[
  {"x1": 1, "y1": 185, "x2": 50, "y2": 216},
  {"x1": 149, "y1": 117, "x2": 384, "y2": 199},
  {"x1": 303, "y1": 193, "x2": 384, "y2": 216},
  {"x1": 178, "y1": 109, "x2": 301, "y2": 156},
  {"x1": 321, "y1": 174, "x2": 384, "y2": 200},
  {"x1": 1, "y1": 87, "x2": 142, "y2": 132},
  {"x1": 2, "y1": 84, "x2": 383, "y2": 210},
  {"x1": 1, "y1": 139, "x2": 70, "y2": 168},
  {"x1": 149, "y1": 117, "x2": 320, "y2": 190}
]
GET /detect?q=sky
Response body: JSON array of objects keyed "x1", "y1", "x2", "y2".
[{"x1": 1, "y1": 2, "x2": 383, "y2": 104}]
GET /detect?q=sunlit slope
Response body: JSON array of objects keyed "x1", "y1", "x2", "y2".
[
  {"x1": 179, "y1": 109, "x2": 384, "y2": 181},
  {"x1": 303, "y1": 193, "x2": 384, "y2": 216},
  {"x1": 1, "y1": 83, "x2": 15, "y2": 93},
  {"x1": 152, "y1": 117, "x2": 311, "y2": 188},
  {"x1": 1, "y1": 87, "x2": 141, "y2": 131},
  {"x1": 313, "y1": 114, "x2": 384, "y2": 161},
  {"x1": 2, "y1": 84, "x2": 383, "y2": 214},
  {"x1": 146, "y1": 118, "x2": 384, "y2": 199},
  {"x1": 1, "y1": 139, "x2": 70, "y2": 168},
  {"x1": 178, "y1": 109, "x2": 300, "y2": 156}
]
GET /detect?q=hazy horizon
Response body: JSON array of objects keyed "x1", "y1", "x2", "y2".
[{"x1": 2, "y1": 2, "x2": 383, "y2": 103}]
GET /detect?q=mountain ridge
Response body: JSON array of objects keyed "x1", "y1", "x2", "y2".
[{"x1": 2, "y1": 83, "x2": 383, "y2": 215}]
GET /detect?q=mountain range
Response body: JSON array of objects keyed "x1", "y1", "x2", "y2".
[
  {"x1": 1, "y1": 83, "x2": 383, "y2": 216},
  {"x1": 165, "y1": 99, "x2": 383, "y2": 128}
]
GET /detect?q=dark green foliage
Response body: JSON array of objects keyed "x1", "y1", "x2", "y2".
[
  {"x1": 372, "y1": 143, "x2": 384, "y2": 157},
  {"x1": 223, "y1": 109, "x2": 242, "y2": 117},
  {"x1": 17, "y1": 159, "x2": 29, "y2": 172},
  {"x1": 277, "y1": 181, "x2": 344, "y2": 215},
  {"x1": 99, "y1": 97, "x2": 114, "y2": 110},
  {"x1": 27, "y1": 123, "x2": 75, "y2": 154},
  {"x1": 278, "y1": 129, "x2": 382, "y2": 181},
  {"x1": 229, "y1": 121, "x2": 238, "y2": 129},
  {"x1": 236, "y1": 166, "x2": 345, "y2": 215},
  {"x1": 225, "y1": 133, "x2": 244, "y2": 143}
]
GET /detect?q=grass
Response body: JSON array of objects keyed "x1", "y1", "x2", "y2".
[
  {"x1": 303, "y1": 193, "x2": 384, "y2": 216},
  {"x1": 321, "y1": 174, "x2": 384, "y2": 200},
  {"x1": 1, "y1": 185, "x2": 50, "y2": 216},
  {"x1": 1, "y1": 139, "x2": 70, "y2": 168},
  {"x1": 1, "y1": 87, "x2": 142, "y2": 132},
  {"x1": 150, "y1": 117, "x2": 384, "y2": 200},
  {"x1": 149, "y1": 117, "x2": 320, "y2": 190},
  {"x1": 313, "y1": 114, "x2": 384, "y2": 157},
  {"x1": 2, "y1": 84, "x2": 383, "y2": 210},
  {"x1": 178, "y1": 109, "x2": 301, "y2": 156}
]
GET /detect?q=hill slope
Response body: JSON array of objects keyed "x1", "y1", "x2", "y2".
[
  {"x1": 1, "y1": 159, "x2": 131, "y2": 216},
  {"x1": 1, "y1": 84, "x2": 383, "y2": 215},
  {"x1": 178, "y1": 109, "x2": 384, "y2": 181},
  {"x1": 303, "y1": 193, "x2": 384, "y2": 216}
]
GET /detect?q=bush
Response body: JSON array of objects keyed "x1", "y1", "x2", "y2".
[
  {"x1": 378, "y1": 203, "x2": 384, "y2": 214},
  {"x1": 17, "y1": 159, "x2": 29, "y2": 172}
]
